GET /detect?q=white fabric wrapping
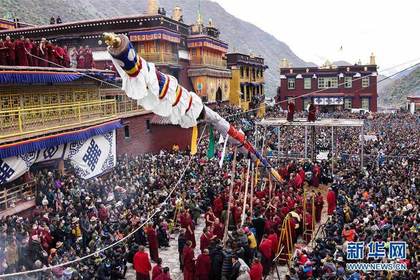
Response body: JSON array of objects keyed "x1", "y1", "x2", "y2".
[{"x1": 0, "y1": 154, "x2": 37, "y2": 184}]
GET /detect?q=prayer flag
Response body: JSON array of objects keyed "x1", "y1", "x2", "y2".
[
  {"x1": 207, "y1": 126, "x2": 215, "y2": 159},
  {"x1": 190, "y1": 126, "x2": 198, "y2": 155},
  {"x1": 219, "y1": 134, "x2": 229, "y2": 168}
]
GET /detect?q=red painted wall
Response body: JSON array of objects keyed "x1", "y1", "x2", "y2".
[{"x1": 116, "y1": 113, "x2": 193, "y2": 155}]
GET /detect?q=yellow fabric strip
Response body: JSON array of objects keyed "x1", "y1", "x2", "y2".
[{"x1": 190, "y1": 126, "x2": 198, "y2": 155}]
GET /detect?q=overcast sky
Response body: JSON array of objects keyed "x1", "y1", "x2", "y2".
[{"x1": 211, "y1": 0, "x2": 420, "y2": 75}]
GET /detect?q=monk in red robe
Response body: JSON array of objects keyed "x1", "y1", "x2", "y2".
[
  {"x1": 30, "y1": 41, "x2": 39, "y2": 66},
  {"x1": 46, "y1": 41, "x2": 58, "y2": 67},
  {"x1": 308, "y1": 103, "x2": 316, "y2": 122},
  {"x1": 250, "y1": 258, "x2": 263, "y2": 280},
  {"x1": 212, "y1": 218, "x2": 224, "y2": 240},
  {"x1": 63, "y1": 46, "x2": 70, "y2": 67},
  {"x1": 145, "y1": 224, "x2": 159, "y2": 262},
  {"x1": 24, "y1": 38, "x2": 33, "y2": 66},
  {"x1": 182, "y1": 240, "x2": 195, "y2": 280},
  {"x1": 4, "y1": 36, "x2": 16, "y2": 66},
  {"x1": 311, "y1": 163, "x2": 321, "y2": 187},
  {"x1": 55, "y1": 45, "x2": 65, "y2": 66},
  {"x1": 326, "y1": 188, "x2": 336, "y2": 215},
  {"x1": 76, "y1": 46, "x2": 85, "y2": 68},
  {"x1": 287, "y1": 102, "x2": 295, "y2": 122},
  {"x1": 195, "y1": 249, "x2": 211, "y2": 280},
  {"x1": 199, "y1": 227, "x2": 215, "y2": 253},
  {"x1": 259, "y1": 235, "x2": 273, "y2": 276},
  {"x1": 0, "y1": 39, "x2": 7, "y2": 65},
  {"x1": 152, "y1": 258, "x2": 163, "y2": 280},
  {"x1": 84, "y1": 45, "x2": 93, "y2": 68},
  {"x1": 204, "y1": 207, "x2": 215, "y2": 227},
  {"x1": 314, "y1": 192, "x2": 324, "y2": 223},
  {"x1": 38, "y1": 39, "x2": 48, "y2": 67},
  {"x1": 15, "y1": 36, "x2": 29, "y2": 66},
  {"x1": 213, "y1": 196, "x2": 223, "y2": 218},
  {"x1": 182, "y1": 212, "x2": 196, "y2": 248},
  {"x1": 133, "y1": 245, "x2": 152, "y2": 280},
  {"x1": 267, "y1": 229, "x2": 279, "y2": 256}
]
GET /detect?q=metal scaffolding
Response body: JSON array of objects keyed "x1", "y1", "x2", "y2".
[{"x1": 256, "y1": 118, "x2": 365, "y2": 172}]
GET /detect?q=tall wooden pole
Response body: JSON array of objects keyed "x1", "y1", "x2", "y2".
[
  {"x1": 250, "y1": 164, "x2": 255, "y2": 219},
  {"x1": 223, "y1": 147, "x2": 237, "y2": 245},
  {"x1": 240, "y1": 159, "x2": 251, "y2": 227}
]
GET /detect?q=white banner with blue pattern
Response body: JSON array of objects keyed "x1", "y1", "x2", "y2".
[
  {"x1": 0, "y1": 153, "x2": 37, "y2": 184},
  {"x1": 64, "y1": 130, "x2": 116, "y2": 179},
  {"x1": 0, "y1": 131, "x2": 116, "y2": 184}
]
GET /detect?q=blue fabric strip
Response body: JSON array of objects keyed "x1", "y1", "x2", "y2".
[
  {"x1": 0, "y1": 120, "x2": 122, "y2": 159},
  {"x1": 0, "y1": 72, "x2": 81, "y2": 84}
]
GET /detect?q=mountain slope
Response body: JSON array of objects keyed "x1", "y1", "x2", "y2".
[
  {"x1": 0, "y1": 0, "x2": 312, "y2": 96},
  {"x1": 379, "y1": 66, "x2": 420, "y2": 106}
]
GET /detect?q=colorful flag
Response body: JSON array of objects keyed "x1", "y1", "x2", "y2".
[
  {"x1": 190, "y1": 126, "x2": 198, "y2": 155},
  {"x1": 207, "y1": 126, "x2": 215, "y2": 159}
]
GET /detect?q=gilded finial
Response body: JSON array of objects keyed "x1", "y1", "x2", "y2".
[{"x1": 103, "y1": 33, "x2": 121, "y2": 48}]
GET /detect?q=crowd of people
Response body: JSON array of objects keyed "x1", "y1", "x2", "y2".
[
  {"x1": 0, "y1": 36, "x2": 94, "y2": 69},
  {"x1": 0, "y1": 104, "x2": 418, "y2": 280}
]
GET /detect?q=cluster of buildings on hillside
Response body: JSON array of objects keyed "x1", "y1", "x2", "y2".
[{"x1": 0, "y1": 0, "x2": 382, "y2": 210}]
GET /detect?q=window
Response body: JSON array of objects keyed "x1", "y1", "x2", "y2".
[
  {"x1": 344, "y1": 77, "x2": 352, "y2": 88},
  {"x1": 362, "y1": 76, "x2": 370, "y2": 88},
  {"x1": 318, "y1": 77, "x2": 338, "y2": 89},
  {"x1": 240, "y1": 66, "x2": 244, "y2": 78},
  {"x1": 288, "y1": 78, "x2": 295, "y2": 89},
  {"x1": 304, "y1": 78, "x2": 311, "y2": 89},
  {"x1": 146, "y1": 120, "x2": 151, "y2": 131},
  {"x1": 124, "y1": 125, "x2": 130, "y2": 138},
  {"x1": 191, "y1": 48, "x2": 196, "y2": 56},
  {"x1": 361, "y1": 98, "x2": 370, "y2": 110},
  {"x1": 344, "y1": 98, "x2": 352, "y2": 109}
]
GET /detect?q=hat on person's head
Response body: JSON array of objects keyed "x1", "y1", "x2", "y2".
[
  {"x1": 90, "y1": 216, "x2": 98, "y2": 222},
  {"x1": 72, "y1": 217, "x2": 79, "y2": 224},
  {"x1": 244, "y1": 227, "x2": 250, "y2": 234},
  {"x1": 56, "y1": 241, "x2": 63, "y2": 248}
]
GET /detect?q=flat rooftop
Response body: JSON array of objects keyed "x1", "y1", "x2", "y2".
[{"x1": 257, "y1": 118, "x2": 364, "y2": 127}]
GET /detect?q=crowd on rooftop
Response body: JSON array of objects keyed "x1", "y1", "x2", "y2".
[
  {"x1": 0, "y1": 36, "x2": 94, "y2": 69},
  {"x1": 0, "y1": 104, "x2": 418, "y2": 280}
]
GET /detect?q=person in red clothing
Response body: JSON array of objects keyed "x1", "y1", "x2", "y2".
[
  {"x1": 212, "y1": 218, "x2": 224, "y2": 240},
  {"x1": 267, "y1": 229, "x2": 278, "y2": 257},
  {"x1": 287, "y1": 101, "x2": 295, "y2": 122},
  {"x1": 258, "y1": 234, "x2": 272, "y2": 276},
  {"x1": 311, "y1": 163, "x2": 321, "y2": 187},
  {"x1": 152, "y1": 258, "x2": 163, "y2": 280},
  {"x1": 62, "y1": 46, "x2": 70, "y2": 67},
  {"x1": 199, "y1": 227, "x2": 215, "y2": 253},
  {"x1": 133, "y1": 245, "x2": 152, "y2": 280},
  {"x1": 4, "y1": 36, "x2": 15, "y2": 66},
  {"x1": 84, "y1": 45, "x2": 93, "y2": 68},
  {"x1": 249, "y1": 258, "x2": 263, "y2": 280},
  {"x1": 15, "y1": 36, "x2": 29, "y2": 66},
  {"x1": 55, "y1": 45, "x2": 65, "y2": 66},
  {"x1": 326, "y1": 188, "x2": 336, "y2": 215},
  {"x1": 155, "y1": 267, "x2": 171, "y2": 280},
  {"x1": 204, "y1": 207, "x2": 215, "y2": 227},
  {"x1": 98, "y1": 204, "x2": 109, "y2": 222},
  {"x1": 182, "y1": 211, "x2": 196, "y2": 248},
  {"x1": 0, "y1": 39, "x2": 7, "y2": 65},
  {"x1": 314, "y1": 191, "x2": 324, "y2": 223},
  {"x1": 182, "y1": 240, "x2": 195, "y2": 280},
  {"x1": 46, "y1": 41, "x2": 58, "y2": 66},
  {"x1": 76, "y1": 46, "x2": 85, "y2": 69},
  {"x1": 342, "y1": 225, "x2": 356, "y2": 242},
  {"x1": 145, "y1": 223, "x2": 159, "y2": 262},
  {"x1": 213, "y1": 196, "x2": 223, "y2": 218},
  {"x1": 195, "y1": 248, "x2": 211, "y2": 280},
  {"x1": 38, "y1": 38, "x2": 48, "y2": 67},
  {"x1": 308, "y1": 103, "x2": 316, "y2": 122}
]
